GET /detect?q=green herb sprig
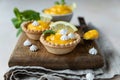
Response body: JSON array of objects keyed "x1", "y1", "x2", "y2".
[
  {"x1": 43, "y1": 30, "x2": 56, "y2": 35},
  {"x1": 12, "y1": 8, "x2": 40, "y2": 37},
  {"x1": 54, "y1": 0, "x2": 66, "y2": 5}
]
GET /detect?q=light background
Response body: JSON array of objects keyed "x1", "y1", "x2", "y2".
[{"x1": 0, "y1": 0, "x2": 120, "y2": 79}]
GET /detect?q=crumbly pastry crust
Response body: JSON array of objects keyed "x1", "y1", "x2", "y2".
[
  {"x1": 21, "y1": 21, "x2": 49, "y2": 40},
  {"x1": 40, "y1": 33, "x2": 80, "y2": 54}
]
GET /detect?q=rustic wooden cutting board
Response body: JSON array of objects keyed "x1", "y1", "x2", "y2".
[{"x1": 8, "y1": 26, "x2": 104, "y2": 70}]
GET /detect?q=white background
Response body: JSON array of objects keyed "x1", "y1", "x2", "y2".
[{"x1": 0, "y1": 0, "x2": 120, "y2": 79}]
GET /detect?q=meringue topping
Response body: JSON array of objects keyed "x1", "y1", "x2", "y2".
[
  {"x1": 32, "y1": 21, "x2": 39, "y2": 26},
  {"x1": 59, "y1": 29, "x2": 68, "y2": 35},
  {"x1": 60, "y1": 35, "x2": 69, "y2": 40},
  {"x1": 89, "y1": 47, "x2": 97, "y2": 55},
  {"x1": 23, "y1": 39, "x2": 32, "y2": 46},
  {"x1": 68, "y1": 33, "x2": 76, "y2": 39},
  {"x1": 30, "y1": 45, "x2": 38, "y2": 52},
  {"x1": 86, "y1": 72, "x2": 95, "y2": 80}
]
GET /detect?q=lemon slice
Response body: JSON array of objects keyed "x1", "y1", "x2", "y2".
[
  {"x1": 83, "y1": 30, "x2": 99, "y2": 40},
  {"x1": 50, "y1": 21, "x2": 78, "y2": 33},
  {"x1": 40, "y1": 14, "x2": 52, "y2": 22}
]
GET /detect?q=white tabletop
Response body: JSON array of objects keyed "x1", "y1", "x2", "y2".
[{"x1": 0, "y1": 0, "x2": 120, "y2": 79}]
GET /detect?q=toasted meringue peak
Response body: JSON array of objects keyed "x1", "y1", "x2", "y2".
[
  {"x1": 23, "y1": 39, "x2": 32, "y2": 46},
  {"x1": 60, "y1": 35, "x2": 69, "y2": 40},
  {"x1": 86, "y1": 72, "x2": 95, "y2": 80},
  {"x1": 59, "y1": 29, "x2": 68, "y2": 35},
  {"x1": 30, "y1": 45, "x2": 38, "y2": 52},
  {"x1": 89, "y1": 47, "x2": 97, "y2": 55},
  {"x1": 32, "y1": 21, "x2": 39, "y2": 26},
  {"x1": 68, "y1": 33, "x2": 76, "y2": 39}
]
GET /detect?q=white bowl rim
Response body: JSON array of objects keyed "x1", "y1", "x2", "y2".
[{"x1": 50, "y1": 12, "x2": 73, "y2": 17}]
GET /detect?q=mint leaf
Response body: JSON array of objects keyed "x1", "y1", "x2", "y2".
[
  {"x1": 14, "y1": 8, "x2": 22, "y2": 20},
  {"x1": 54, "y1": 0, "x2": 66, "y2": 5},
  {"x1": 55, "y1": 1, "x2": 60, "y2": 5},
  {"x1": 11, "y1": 18, "x2": 22, "y2": 29},
  {"x1": 21, "y1": 10, "x2": 40, "y2": 21},
  {"x1": 43, "y1": 30, "x2": 56, "y2": 35},
  {"x1": 16, "y1": 27, "x2": 22, "y2": 37},
  {"x1": 61, "y1": 0, "x2": 66, "y2": 5},
  {"x1": 12, "y1": 8, "x2": 40, "y2": 37}
]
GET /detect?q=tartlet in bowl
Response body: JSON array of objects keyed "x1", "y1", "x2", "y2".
[
  {"x1": 21, "y1": 20, "x2": 50, "y2": 40},
  {"x1": 43, "y1": 0, "x2": 76, "y2": 22}
]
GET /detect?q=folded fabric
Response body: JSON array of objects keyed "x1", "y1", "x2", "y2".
[
  {"x1": 38, "y1": 74, "x2": 63, "y2": 80},
  {"x1": 4, "y1": 66, "x2": 103, "y2": 80},
  {"x1": 4, "y1": 23, "x2": 120, "y2": 80}
]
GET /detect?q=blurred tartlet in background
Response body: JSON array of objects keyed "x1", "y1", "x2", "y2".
[
  {"x1": 21, "y1": 14, "x2": 52, "y2": 40},
  {"x1": 43, "y1": 0, "x2": 76, "y2": 22}
]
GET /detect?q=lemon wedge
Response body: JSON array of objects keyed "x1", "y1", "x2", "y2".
[
  {"x1": 50, "y1": 21, "x2": 78, "y2": 33},
  {"x1": 83, "y1": 30, "x2": 99, "y2": 40}
]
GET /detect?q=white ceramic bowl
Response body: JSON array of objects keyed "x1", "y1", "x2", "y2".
[
  {"x1": 43, "y1": 10, "x2": 73, "y2": 22},
  {"x1": 51, "y1": 13, "x2": 73, "y2": 22}
]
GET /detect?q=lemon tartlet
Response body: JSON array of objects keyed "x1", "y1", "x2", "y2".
[
  {"x1": 22, "y1": 20, "x2": 51, "y2": 40},
  {"x1": 40, "y1": 21, "x2": 80, "y2": 55},
  {"x1": 40, "y1": 31, "x2": 80, "y2": 55}
]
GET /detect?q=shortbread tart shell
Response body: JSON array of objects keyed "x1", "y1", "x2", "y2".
[
  {"x1": 21, "y1": 21, "x2": 48, "y2": 40},
  {"x1": 40, "y1": 33, "x2": 81, "y2": 55}
]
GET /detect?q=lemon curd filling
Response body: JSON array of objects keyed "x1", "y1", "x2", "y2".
[
  {"x1": 83, "y1": 30, "x2": 99, "y2": 40},
  {"x1": 44, "y1": 5, "x2": 72, "y2": 15},
  {"x1": 27, "y1": 20, "x2": 49, "y2": 31},
  {"x1": 46, "y1": 32, "x2": 75, "y2": 45}
]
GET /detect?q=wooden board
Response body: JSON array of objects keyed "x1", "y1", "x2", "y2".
[{"x1": 8, "y1": 27, "x2": 104, "y2": 70}]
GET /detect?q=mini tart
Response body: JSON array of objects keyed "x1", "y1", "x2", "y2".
[
  {"x1": 40, "y1": 33, "x2": 80, "y2": 55},
  {"x1": 21, "y1": 21, "x2": 49, "y2": 40}
]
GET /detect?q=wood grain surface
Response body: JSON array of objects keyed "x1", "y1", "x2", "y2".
[{"x1": 8, "y1": 27, "x2": 104, "y2": 70}]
